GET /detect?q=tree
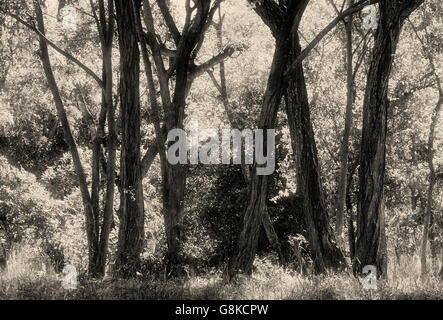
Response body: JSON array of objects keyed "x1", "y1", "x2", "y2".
[
  {"x1": 354, "y1": 0, "x2": 425, "y2": 276},
  {"x1": 409, "y1": 16, "x2": 442, "y2": 278},
  {"x1": 113, "y1": 0, "x2": 144, "y2": 277},
  {"x1": 207, "y1": 3, "x2": 283, "y2": 262},
  {"x1": 230, "y1": 0, "x2": 381, "y2": 276},
  {"x1": 4, "y1": 0, "x2": 117, "y2": 277},
  {"x1": 135, "y1": 0, "x2": 236, "y2": 276},
  {"x1": 228, "y1": 0, "x2": 312, "y2": 277}
]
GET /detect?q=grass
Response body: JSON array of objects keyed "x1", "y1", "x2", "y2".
[{"x1": 0, "y1": 246, "x2": 442, "y2": 300}]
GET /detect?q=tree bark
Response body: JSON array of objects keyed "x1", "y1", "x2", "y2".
[
  {"x1": 114, "y1": 0, "x2": 144, "y2": 277},
  {"x1": 286, "y1": 30, "x2": 345, "y2": 273},
  {"x1": 335, "y1": 0, "x2": 354, "y2": 242},
  {"x1": 208, "y1": 6, "x2": 282, "y2": 260},
  {"x1": 140, "y1": 0, "x2": 228, "y2": 277},
  {"x1": 94, "y1": 0, "x2": 116, "y2": 278},
  {"x1": 355, "y1": 0, "x2": 424, "y2": 276},
  {"x1": 228, "y1": 0, "x2": 308, "y2": 277}
]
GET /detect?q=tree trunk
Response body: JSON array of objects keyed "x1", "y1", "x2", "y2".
[
  {"x1": 408, "y1": 16, "x2": 443, "y2": 279},
  {"x1": 209, "y1": 6, "x2": 282, "y2": 262},
  {"x1": 140, "y1": 0, "x2": 225, "y2": 277},
  {"x1": 439, "y1": 248, "x2": 443, "y2": 280},
  {"x1": 335, "y1": 0, "x2": 354, "y2": 242},
  {"x1": 286, "y1": 30, "x2": 345, "y2": 273},
  {"x1": 114, "y1": 0, "x2": 144, "y2": 277},
  {"x1": 95, "y1": 0, "x2": 116, "y2": 277},
  {"x1": 355, "y1": 0, "x2": 424, "y2": 276},
  {"x1": 420, "y1": 82, "x2": 441, "y2": 279},
  {"x1": 346, "y1": 161, "x2": 357, "y2": 260},
  {"x1": 228, "y1": 1, "x2": 306, "y2": 277},
  {"x1": 33, "y1": 0, "x2": 100, "y2": 274}
]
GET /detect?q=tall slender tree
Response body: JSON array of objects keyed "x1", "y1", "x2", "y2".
[
  {"x1": 114, "y1": 0, "x2": 144, "y2": 277},
  {"x1": 17, "y1": 0, "x2": 116, "y2": 278},
  {"x1": 409, "y1": 17, "x2": 442, "y2": 279}
]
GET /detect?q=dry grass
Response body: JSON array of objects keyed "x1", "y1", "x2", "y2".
[{"x1": 0, "y1": 247, "x2": 441, "y2": 300}]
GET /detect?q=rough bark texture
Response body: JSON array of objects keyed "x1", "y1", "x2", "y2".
[
  {"x1": 355, "y1": 0, "x2": 424, "y2": 276},
  {"x1": 286, "y1": 31, "x2": 345, "y2": 273},
  {"x1": 228, "y1": 0, "x2": 308, "y2": 277},
  {"x1": 94, "y1": 0, "x2": 116, "y2": 278},
  {"x1": 208, "y1": 6, "x2": 282, "y2": 262},
  {"x1": 114, "y1": 0, "x2": 144, "y2": 277}
]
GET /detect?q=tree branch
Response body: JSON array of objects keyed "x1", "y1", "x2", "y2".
[
  {"x1": 155, "y1": 0, "x2": 181, "y2": 45},
  {"x1": 3, "y1": 9, "x2": 104, "y2": 88},
  {"x1": 284, "y1": 0, "x2": 380, "y2": 78},
  {"x1": 247, "y1": 0, "x2": 284, "y2": 37},
  {"x1": 189, "y1": 46, "x2": 235, "y2": 80}
]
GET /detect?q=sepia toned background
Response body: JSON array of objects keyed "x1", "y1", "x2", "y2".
[{"x1": 0, "y1": 0, "x2": 442, "y2": 299}]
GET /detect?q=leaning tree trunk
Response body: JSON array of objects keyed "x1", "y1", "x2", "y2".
[
  {"x1": 208, "y1": 6, "x2": 283, "y2": 263},
  {"x1": 228, "y1": 1, "x2": 307, "y2": 277},
  {"x1": 33, "y1": 0, "x2": 100, "y2": 274},
  {"x1": 355, "y1": 0, "x2": 424, "y2": 277},
  {"x1": 286, "y1": 31, "x2": 345, "y2": 273},
  {"x1": 114, "y1": 0, "x2": 144, "y2": 278}
]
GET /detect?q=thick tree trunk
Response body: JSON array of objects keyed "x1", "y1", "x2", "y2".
[
  {"x1": 163, "y1": 164, "x2": 187, "y2": 275},
  {"x1": 114, "y1": 0, "x2": 144, "y2": 277},
  {"x1": 355, "y1": 0, "x2": 424, "y2": 276},
  {"x1": 286, "y1": 31, "x2": 345, "y2": 273},
  {"x1": 228, "y1": 1, "x2": 306, "y2": 277}
]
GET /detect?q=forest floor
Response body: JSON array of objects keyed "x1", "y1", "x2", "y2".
[{"x1": 0, "y1": 255, "x2": 442, "y2": 300}]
